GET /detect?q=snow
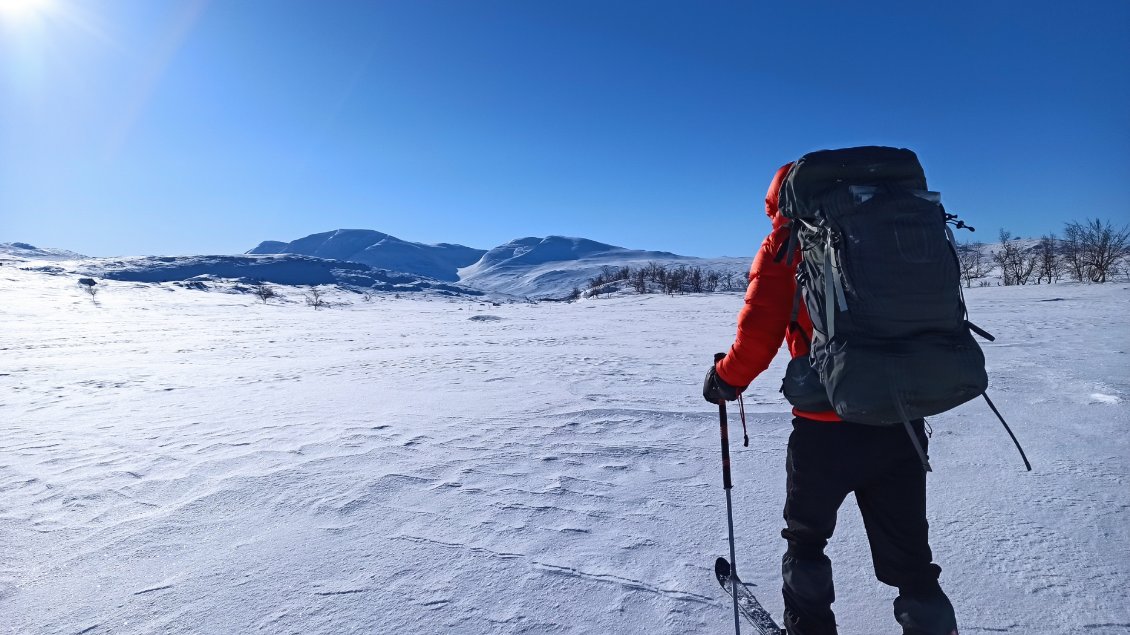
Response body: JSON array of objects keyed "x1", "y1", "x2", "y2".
[
  {"x1": 457, "y1": 235, "x2": 744, "y2": 298},
  {"x1": 2, "y1": 264, "x2": 1128, "y2": 634},
  {"x1": 0, "y1": 250, "x2": 484, "y2": 299},
  {"x1": 243, "y1": 230, "x2": 749, "y2": 298},
  {"x1": 248, "y1": 229, "x2": 486, "y2": 282},
  {"x1": 0, "y1": 242, "x2": 86, "y2": 262}
]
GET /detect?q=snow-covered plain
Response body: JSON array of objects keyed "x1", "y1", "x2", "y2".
[{"x1": 2, "y1": 265, "x2": 1128, "y2": 634}]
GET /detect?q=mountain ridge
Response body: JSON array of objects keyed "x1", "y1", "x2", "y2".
[{"x1": 247, "y1": 229, "x2": 485, "y2": 282}]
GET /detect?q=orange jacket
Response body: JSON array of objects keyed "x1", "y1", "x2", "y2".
[{"x1": 714, "y1": 162, "x2": 840, "y2": 422}]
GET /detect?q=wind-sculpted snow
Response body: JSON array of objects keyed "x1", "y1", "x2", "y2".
[
  {"x1": 248, "y1": 229, "x2": 486, "y2": 282},
  {"x1": 1, "y1": 265, "x2": 1128, "y2": 634}
]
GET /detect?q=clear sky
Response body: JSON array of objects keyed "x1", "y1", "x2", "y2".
[{"x1": 1, "y1": 0, "x2": 1127, "y2": 258}]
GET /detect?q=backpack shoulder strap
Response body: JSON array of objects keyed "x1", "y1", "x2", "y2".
[{"x1": 773, "y1": 222, "x2": 800, "y2": 266}]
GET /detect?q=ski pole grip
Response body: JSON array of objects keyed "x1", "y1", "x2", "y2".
[{"x1": 715, "y1": 352, "x2": 733, "y2": 491}]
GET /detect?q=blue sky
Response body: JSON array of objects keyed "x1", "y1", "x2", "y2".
[{"x1": 1, "y1": 0, "x2": 1127, "y2": 257}]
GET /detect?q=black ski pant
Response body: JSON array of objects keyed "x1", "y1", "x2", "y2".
[{"x1": 780, "y1": 417, "x2": 958, "y2": 635}]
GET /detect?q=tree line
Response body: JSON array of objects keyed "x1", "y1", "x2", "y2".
[
  {"x1": 579, "y1": 262, "x2": 747, "y2": 299},
  {"x1": 956, "y1": 218, "x2": 1130, "y2": 287},
  {"x1": 579, "y1": 217, "x2": 1129, "y2": 299}
]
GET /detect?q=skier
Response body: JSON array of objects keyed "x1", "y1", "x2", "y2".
[{"x1": 703, "y1": 162, "x2": 960, "y2": 635}]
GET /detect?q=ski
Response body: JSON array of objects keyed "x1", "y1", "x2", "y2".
[{"x1": 715, "y1": 557, "x2": 785, "y2": 635}]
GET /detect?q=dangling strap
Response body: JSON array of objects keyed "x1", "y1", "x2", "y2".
[
  {"x1": 891, "y1": 384, "x2": 932, "y2": 472},
  {"x1": 982, "y1": 392, "x2": 1033, "y2": 471},
  {"x1": 823, "y1": 240, "x2": 836, "y2": 342},
  {"x1": 829, "y1": 238, "x2": 848, "y2": 309},
  {"x1": 788, "y1": 281, "x2": 813, "y2": 353},
  {"x1": 945, "y1": 223, "x2": 996, "y2": 342},
  {"x1": 966, "y1": 320, "x2": 995, "y2": 342},
  {"x1": 737, "y1": 394, "x2": 749, "y2": 447}
]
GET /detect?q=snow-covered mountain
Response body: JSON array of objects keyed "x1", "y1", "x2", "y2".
[
  {"x1": 0, "y1": 241, "x2": 86, "y2": 261},
  {"x1": 76, "y1": 254, "x2": 480, "y2": 296},
  {"x1": 247, "y1": 229, "x2": 485, "y2": 282},
  {"x1": 250, "y1": 231, "x2": 751, "y2": 298},
  {"x1": 457, "y1": 235, "x2": 703, "y2": 297},
  {"x1": 1, "y1": 242, "x2": 482, "y2": 297}
]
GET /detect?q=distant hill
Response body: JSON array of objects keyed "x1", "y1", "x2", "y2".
[
  {"x1": 77, "y1": 254, "x2": 481, "y2": 296},
  {"x1": 247, "y1": 229, "x2": 485, "y2": 282},
  {"x1": 248, "y1": 230, "x2": 753, "y2": 298},
  {"x1": 13, "y1": 229, "x2": 1103, "y2": 301},
  {"x1": 457, "y1": 235, "x2": 702, "y2": 297},
  {"x1": 0, "y1": 242, "x2": 86, "y2": 261}
]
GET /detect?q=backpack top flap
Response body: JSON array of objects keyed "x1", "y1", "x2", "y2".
[{"x1": 779, "y1": 146, "x2": 927, "y2": 221}]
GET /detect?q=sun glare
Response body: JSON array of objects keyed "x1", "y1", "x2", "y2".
[{"x1": 0, "y1": 0, "x2": 54, "y2": 22}]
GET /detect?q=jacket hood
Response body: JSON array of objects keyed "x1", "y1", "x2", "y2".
[{"x1": 766, "y1": 162, "x2": 794, "y2": 229}]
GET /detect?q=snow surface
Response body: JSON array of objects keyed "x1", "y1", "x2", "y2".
[{"x1": 2, "y1": 266, "x2": 1129, "y2": 635}]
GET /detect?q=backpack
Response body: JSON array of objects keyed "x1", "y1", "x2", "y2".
[{"x1": 775, "y1": 146, "x2": 1016, "y2": 470}]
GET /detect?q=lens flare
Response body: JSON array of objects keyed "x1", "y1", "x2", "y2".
[{"x1": 0, "y1": 0, "x2": 54, "y2": 22}]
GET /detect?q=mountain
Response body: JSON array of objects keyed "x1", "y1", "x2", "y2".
[
  {"x1": 0, "y1": 242, "x2": 86, "y2": 261},
  {"x1": 247, "y1": 229, "x2": 485, "y2": 282},
  {"x1": 77, "y1": 254, "x2": 481, "y2": 296},
  {"x1": 457, "y1": 235, "x2": 700, "y2": 297},
  {"x1": 248, "y1": 230, "x2": 752, "y2": 298}
]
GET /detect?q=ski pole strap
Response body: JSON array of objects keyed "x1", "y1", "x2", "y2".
[
  {"x1": 738, "y1": 394, "x2": 749, "y2": 447},
  {"x1": 982, "y1": 392, "x2": 1033, "y2": 471}
]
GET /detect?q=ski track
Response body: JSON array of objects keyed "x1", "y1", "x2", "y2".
[{"x1": 1, "y1": 269, "x2": 1128, "y2": 634}]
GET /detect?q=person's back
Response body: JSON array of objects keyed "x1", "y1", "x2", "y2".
[{"x1": 703, "y1": 159, "x2": 960, "y2": 635}]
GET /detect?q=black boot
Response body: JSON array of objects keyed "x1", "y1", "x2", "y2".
[
  {"x1": 781, "y1": 552, "x2": 837, "y2": 635},
  {"x1": 893, "y1": 583, "x2": 958, "y2": 635}
]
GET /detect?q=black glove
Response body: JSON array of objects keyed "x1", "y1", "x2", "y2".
[{"x1": 703, "y1": 353, "x2": 745, "y2": 404}]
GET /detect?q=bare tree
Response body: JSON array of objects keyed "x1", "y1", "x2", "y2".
[
  {"x1": 254, "y1": 282, "x2": 277, "y2": 304},
  {"x1": 991, "y1": 229, "x2": 1039, "y2": 286},
  {"x1": 1015, "y1": 250, "x2": 1038, "y2": 285},
  {"x1": 665, "y1": 265, "x2": 688, "y2": 295},
  {"x1": 587, "y1": 276, "x2": 603, "y2": 298},
  {"x1": 704, "y1": 270, "x2": 720, "y2": 292},
  {"x1": 992, "y1": 230, "x2": 1022, "y2": 286},
  {"x1": 304, "y1": 287, "x2": 327, "y2": 310},
  {"x1": 1061, "y1": 222, "x2": 1087, "y2": 282},
  {"x1": 78, "y1": 278, "x2": 98, "y2": 303},
  {"x1": 688, "y1": 266, "x2": 704, "y2": 293},
  {"x1": 631, "y1": 268, "x2": 648, "y2": 293},
  {"x1": 1063, "y1": 218, "x2": 1130, "y2": 283},
  {"x1": 956, "y1": 242, "x2": 991, "y2": 288},
  {"x1": 1036, "y1": 235, "x2": 1060, "y2": 284}
]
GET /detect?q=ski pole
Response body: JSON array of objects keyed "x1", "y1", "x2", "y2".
[{"x1": 715, "y1": 353, "x2": 741, "y2": 635}]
